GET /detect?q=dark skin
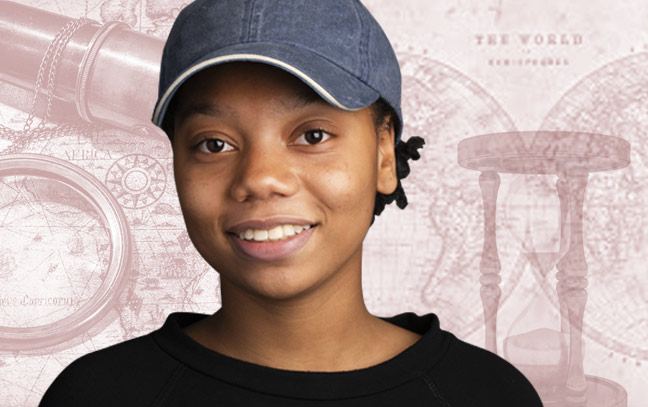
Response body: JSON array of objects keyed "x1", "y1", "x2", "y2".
[{"x1": 171, "y1": 62, "x2": 421, "y2": 372}]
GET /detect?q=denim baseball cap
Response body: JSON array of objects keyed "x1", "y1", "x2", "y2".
[{"x1": 151, "y1": 0, "x2": 404, "y2": 144}]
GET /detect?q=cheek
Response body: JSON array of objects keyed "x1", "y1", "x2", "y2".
[
  {"x1": 307, "y1": 151, "x2": 377, "y2": 216},
  {"x1": 174, "y1": 164, "x2": 222, "y2": 229},
  {"x1": 174, "y1": 166, "x2": 231, "y2": 262}
]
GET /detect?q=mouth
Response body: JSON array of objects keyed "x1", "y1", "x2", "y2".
[
  {"x1": 227, "y1": 224, "x2": 318, "y2": 261},
  {"x1": 228, "y1": 223, "x2": 318, "y2": 242}
]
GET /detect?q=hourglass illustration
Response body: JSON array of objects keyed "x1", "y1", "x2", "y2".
[
  {"x1": 503, "y1": 174, "x2": 571, "y2": 404},
  {"x1": 458, "y1": 131, "x2": 630, "y2": 406}
]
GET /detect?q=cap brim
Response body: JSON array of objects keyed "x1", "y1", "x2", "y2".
[{"x1": 152, "y1": 41, "x2": 381, "y2": 127}]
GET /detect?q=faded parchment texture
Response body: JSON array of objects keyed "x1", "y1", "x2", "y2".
[{"x1": 0, "y1": 0, "x2": 646, "y2": 405}]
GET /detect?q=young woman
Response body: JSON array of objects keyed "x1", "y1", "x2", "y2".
[{"x1": 40, "y1": 0, "x2": 543, "y2": 405}]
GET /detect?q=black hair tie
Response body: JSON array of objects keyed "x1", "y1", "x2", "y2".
[
  {"x1": 371, "y1": 136, "x2": 426, "y2": 223},
  {"x1": 395, "y1": 136, "x2": 425, "y2": 179}
]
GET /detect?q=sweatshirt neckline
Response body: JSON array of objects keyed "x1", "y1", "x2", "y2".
[{"x1": 151, "y1": 311, "x2": 450, "y2": 400}]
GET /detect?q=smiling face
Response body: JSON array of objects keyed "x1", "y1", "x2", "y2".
[{"x1": 171, "y1": 62, "x2": 396, "y2": 302}]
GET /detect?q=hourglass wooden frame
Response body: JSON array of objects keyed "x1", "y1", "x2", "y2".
[{"x1": 458, "y1": 131, "x2": 630, "y2": 405}]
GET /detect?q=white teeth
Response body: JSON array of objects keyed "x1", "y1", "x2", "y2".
[
  {"x1": 253, "y1": 230, "x2": 268, "y2": 241},
  {"x1": 283, "y1": 225, "x2": 295, "y2": 237},
  {"x1": 237, "y1": 224, "x2": 314, "y2": 242},
  {"x1": 268, "y1": 226, "x2": 283, "y2": 240}
]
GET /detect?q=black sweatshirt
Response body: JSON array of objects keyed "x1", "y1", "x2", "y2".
[{"x1": 39, "y1": 311, "x2": 543, "y2": 406}]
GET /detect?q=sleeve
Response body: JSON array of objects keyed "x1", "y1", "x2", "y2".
[
  {"x1": 39, "y1": 357, "x2": 108, "y2": 407},
  {"x1": 39, "y1": 335, "x2": 182, "y2": 407},
  {"x1": 427, "y1": 335, "x2": 544, "y2": 407}
]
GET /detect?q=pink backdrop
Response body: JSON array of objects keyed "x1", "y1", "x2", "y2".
[{"x1": 0, "y1": 0, "x2": 646, "y2": 405}]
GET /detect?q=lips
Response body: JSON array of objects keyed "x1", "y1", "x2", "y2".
[
  {"x1": 227, "y1": 222, "x2": 318, "y2": 261},
  {"x1": 227, "y1": 217, "x2": 317, "y2": 236}
]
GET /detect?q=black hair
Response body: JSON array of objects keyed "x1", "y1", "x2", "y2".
[
  {"x1": 162, "y1": 97, "x2": 425, "y2": 226},
  {"x1": 368, "y1": 98, "x2": 425, "y2": 226}
]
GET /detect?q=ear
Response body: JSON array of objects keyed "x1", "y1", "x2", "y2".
[{"x1": 376, "y1": 116, "x2": 397, "y2": 195}]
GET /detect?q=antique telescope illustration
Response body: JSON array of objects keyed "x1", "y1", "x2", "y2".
[{"x1": 0, "y1": 0, "x2": 164, "y2": 134}]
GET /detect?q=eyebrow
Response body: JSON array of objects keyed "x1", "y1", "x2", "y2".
[
  {"x1": 174, "y1": 102, "x2": 237, "y2": 128},
  {"x1": 174, "y1": 89, "x2": 326, "y2": 129}
]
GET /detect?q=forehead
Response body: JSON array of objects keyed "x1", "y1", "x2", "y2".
[{"x1": 165, "y1": 62, "x2": 381, "y2": 145}]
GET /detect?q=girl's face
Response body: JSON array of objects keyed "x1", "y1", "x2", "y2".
[{"x1": 172, "y1": 62, "x2": 396, "y2": 302}]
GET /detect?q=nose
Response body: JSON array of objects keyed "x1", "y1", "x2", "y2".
[{"x1": 230, "y1": 141, "x2": 299, "y2": 202}]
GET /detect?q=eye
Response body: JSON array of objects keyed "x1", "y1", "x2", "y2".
[
  {"x1": 293, "y1": 129, "x2": 334, "y2": 146},
  {"x1": 195, "y1": 138, "x2": 235, "y2": 153}
]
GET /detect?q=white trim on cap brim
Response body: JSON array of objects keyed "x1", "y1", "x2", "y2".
[{"x1": 153, "y1": 53, "x2": 362, "y2": 125}]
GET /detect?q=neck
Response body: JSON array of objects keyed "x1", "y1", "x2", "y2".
[{"x1": 191, "y1": 249, "x2": 391, "y2": 371}]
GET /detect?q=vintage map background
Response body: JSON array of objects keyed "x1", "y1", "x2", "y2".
[{"x1": 0, "y1": 0, "x2": 646, "y2": 405}]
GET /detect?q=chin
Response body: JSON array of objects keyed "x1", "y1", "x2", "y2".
[{"x1": 231, "y1": 267, "x2": 326, "y2": 302}]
